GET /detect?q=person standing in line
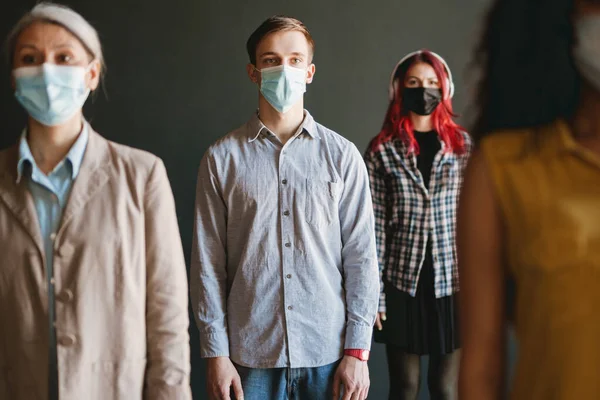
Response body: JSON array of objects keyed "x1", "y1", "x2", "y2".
[
  {"x1": 191, "y1": 15, "x2": 380, "y2": 400},
  {"x1": 459, "y1": 0, "x2": 600, "y2": 398},
  {"x1": 365, "y1": 50, "x2": 471, "y2": 400},
  {"x1": 0, "y1": 3, "x2": 192, "y2": 399}
]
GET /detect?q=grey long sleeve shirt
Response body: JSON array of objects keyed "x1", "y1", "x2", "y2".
[{"x1": 191, "y1": 111, "x2": 379, "y2": 368}]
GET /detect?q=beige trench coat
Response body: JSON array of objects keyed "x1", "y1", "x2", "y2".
[{"x1": 0, "y1": 129, "x2": 191, "y2": 399}]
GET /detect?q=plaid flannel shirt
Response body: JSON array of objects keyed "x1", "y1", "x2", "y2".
[{"x1": 364, "y1": 132, "x2": 472, "y2": 312}]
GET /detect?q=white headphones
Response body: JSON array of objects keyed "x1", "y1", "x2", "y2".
[{"x1": 388, "y1": 50, "x2": 455, "y2": 101}]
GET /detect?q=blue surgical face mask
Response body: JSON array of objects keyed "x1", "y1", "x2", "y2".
[
  {"x1": 13, "y1": 63, "x2": 92, "y2": 127},
  {"x1": 257, "y1": 65, "x2": 307, "y2": 113}
]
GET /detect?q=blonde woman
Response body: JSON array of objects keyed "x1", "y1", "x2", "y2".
[{"x1": 0, "y1": 3, "x2": 191, "y2": 399}]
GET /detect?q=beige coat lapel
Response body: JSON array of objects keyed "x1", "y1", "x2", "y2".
[
  {"x1": 58, "y1": 129, "x2": 111, "y2": 235},
  {"x1": 0, "y1": 145, "x2": 44, "y2": 258}
]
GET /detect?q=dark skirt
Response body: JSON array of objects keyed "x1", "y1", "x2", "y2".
[{"x1": 374, "y1": 244, "x2": 460, "y2": 356}]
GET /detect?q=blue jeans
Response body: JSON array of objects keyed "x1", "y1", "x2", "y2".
[{"x1": 234, "y1": 359, "x2": 341, "y2": 400}]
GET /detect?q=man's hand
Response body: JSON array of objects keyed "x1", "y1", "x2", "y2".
[
  {"x1": 332, "y1": 355, "x2": 370, "y2": 400},
  {"x1": 206, "y1": 357, "x2": 244, "y2": 400},
  {"x1": 375, "y1": 312, "x2": 386, "y2": 331}
]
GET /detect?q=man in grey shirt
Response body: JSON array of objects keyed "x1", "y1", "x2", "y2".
[{"x1": 191, "y1": 15, "x2": 379, "y2": 400}]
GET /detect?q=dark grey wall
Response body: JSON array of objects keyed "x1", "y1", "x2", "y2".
[{"x1": 0, "y1": 1, "x2": 494, "y2": 398}]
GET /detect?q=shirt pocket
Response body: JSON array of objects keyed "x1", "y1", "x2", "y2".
[
  {"x1": 305, "y1": 179, "x2": 340, "y2": 228},
  {"x1": 436, "y1": 162, "x2": 460, "y2": 196}
]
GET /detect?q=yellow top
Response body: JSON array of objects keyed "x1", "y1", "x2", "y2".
[{"x1": 481, "y1": 119, "x2": 600, "y2": 400}]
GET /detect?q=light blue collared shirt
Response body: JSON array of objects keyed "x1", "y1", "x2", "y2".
[
  {"x1": 16, "y1": 123, "x2": 88, "y2": 397},
  {"x1": 191, "y1": 111, "x2": 380, "y2": 368}
]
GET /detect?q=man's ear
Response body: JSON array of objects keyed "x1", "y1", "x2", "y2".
[
  {"x1": 247, "y1": 63, "x2": 259, "y2": 84},
  {"x1": 306, "y1": 63, "x2": 316, "y2": 84}
]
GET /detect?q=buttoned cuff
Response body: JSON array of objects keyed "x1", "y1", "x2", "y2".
[
  {"x1": 344, "y1": 324, "x2": 373, "y2": 351},
  {"x1": 199, "y1": 331, "x2": 230, "y2": 358}
]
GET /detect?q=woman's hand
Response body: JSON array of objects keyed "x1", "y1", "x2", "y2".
[{"x1": 375, "y1": 312, "x2": 386, "y2": 331}]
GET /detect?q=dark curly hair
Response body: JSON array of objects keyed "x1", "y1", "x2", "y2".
[{"x1": 470, "y1": 0, "x2": 581, "y2": 143}]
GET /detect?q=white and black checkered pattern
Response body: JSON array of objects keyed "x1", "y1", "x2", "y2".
[{"x1": 364, "y1": 133, "x2": 472, "y2": 312}]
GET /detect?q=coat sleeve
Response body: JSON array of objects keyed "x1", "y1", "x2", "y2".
[{"x1": 143, "y1": 158, "x2": 192, "y2": 400}]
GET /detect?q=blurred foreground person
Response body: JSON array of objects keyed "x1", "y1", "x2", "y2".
[{"x1": 458, "y1": 0, "x2": 600, "y2": 399}]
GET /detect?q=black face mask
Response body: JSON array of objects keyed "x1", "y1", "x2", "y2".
[{"x1": 402, "y1": 87, "x2": 442, "y2": 116}]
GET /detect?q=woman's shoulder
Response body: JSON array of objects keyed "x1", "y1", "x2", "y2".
[
  {"x1": 89, "y1": 129, "x2": 162, "y2": 182},
  {"x1": 365, "y1": 134, "x2": 400, "y2": 157},
  {"x1": 479, "y1": 126, "x2": 539, "y2": 161},
  {"x1": 105, "y1": 138, "x2": 159, "y2": 171}
]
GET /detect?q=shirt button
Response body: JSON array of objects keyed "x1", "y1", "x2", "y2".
[
  {"x1": 282, "y1": 179, "x2": 288, "y2": 185},
  {"x1": 50, "y1": 278, "x2": 56, "y2": 285},
  {"x1": 57, "y1": 245, "x2": 74, "y2": 257},
  {"x1": 50, "y1": 233, "x2": 57, "y2": 241},
  {"x1": 56, "y1": 289, "x2": 74, "y2": 303},
  {"x1": 286, "y1": 274, "x2": 292, "y2": 279},
  {"x1": 58, "y1": 335, "x2": 76, "y2": 347},
  {"x1": 283, "y1": 210, "x2": 290, "y2": 216},
  {"x1": 288, "y1": 306, "x2": 293, "y2": 310},
  {"x1": 285, "y1": 242, "x2": 291, "y2": 248}
]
